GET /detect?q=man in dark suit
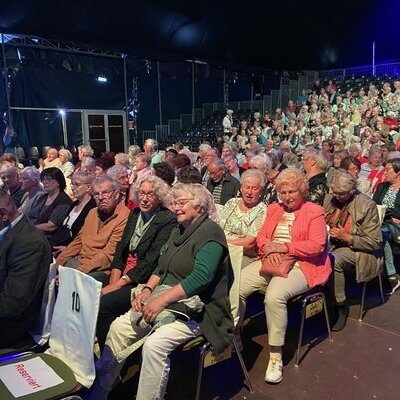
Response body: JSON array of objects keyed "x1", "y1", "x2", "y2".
[{"x1": 0, "y1": 189, "x2": 52, "y2": 348}]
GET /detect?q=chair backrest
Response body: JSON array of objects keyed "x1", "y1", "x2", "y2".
[
  {"x1": 27, "y1": 147, "x2": 40, "y2": 159},
  {"x1": 41, "y1": 146, "x2": 51, "y2": 158},
  {"x1": 29, "y1": 262, "x2": 58, "y2": 346},
  {"x1": 16, "y1": 147, "x2": 26, "y2": 161},
  {"x1": 45, "y1": 267, "x2": 102, "y2": 388},
  {"x1": 227, "y1": 244, "x2": 243, "y2": 329}
]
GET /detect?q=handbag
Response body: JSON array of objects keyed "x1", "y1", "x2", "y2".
[{"x1": 260, "y1": 254, "x2": 297, "y2": 278}]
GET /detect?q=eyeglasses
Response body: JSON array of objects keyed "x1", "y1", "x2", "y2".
[
  {"x1": 138, "y1": 191, "x2": 157, "y2": 200},
  {"x1": 40, "y1": 177, "x2": 55, "y2": 183},
  {"x1": 71, "y1": 182, "x2": 89, "y2": 188},
  {"x1": 173, "y1": 198, "x2": 194, "y2": 208},
  {"x1": 93, "y1": 189, "x2": 115, "y2": 199}
]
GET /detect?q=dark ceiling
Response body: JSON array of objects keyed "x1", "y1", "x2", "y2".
[{"x1": 1, "y1": 0, "x2": 399, "y2": 71}]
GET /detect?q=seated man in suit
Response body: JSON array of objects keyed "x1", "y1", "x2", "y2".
[
  {"x1": 55, "y1": 176, "x2": 130, "y2": 276},
  {"x1": 0, "y1": 189, "x2": 52, "y2": 348}
]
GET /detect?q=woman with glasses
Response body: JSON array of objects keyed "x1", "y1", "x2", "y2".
[
  {"x1": 95, "y1": 175, "x2": 176, "y2": 350},
  {"x1": 26, "y1": 167, "x2": 73, "y2": 246},
  {"x1": 324, "y1": 169, "x2": 382, "y2": 331},
  {"x1": 52, "y1": 171, "x2": 96, "y2": 248},
  {"x1": 89, "y1": 183, "x2": 232, "y2": 400}
]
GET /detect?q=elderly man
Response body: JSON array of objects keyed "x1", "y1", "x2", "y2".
[
  {"x1": 143, "y1": 138, "x2": 161, "y2": 166},
  {"x1": 303, "y1": 147, "x2": 329, "y2": 206},
  {"x1": 43, "y1": 148, "x2": 61, "y2": 170},
  {"x1": 0, "y1": 165, "x2": 25, "y2": 208},
  {"x1": 201, "y1": 147, "x2": 220, "y2": 184},
  {"x1": 223, "y1": 109, "x2": 234, "y2": 134},
  {"x1": 206, "y1": 159, "x2": 240, "y2": 205},
  {"x1": 0, "y1": 189, "x2": 52, "y2": 348},
  {"x1": 193, "y1": 143, "x2": 211, "y2": 171},
  {"x1": 56, "y1": 176, "x2": 130, "y2": 275}
]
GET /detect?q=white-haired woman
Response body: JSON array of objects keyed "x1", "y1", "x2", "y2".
[
  {"x1": 96, "y1": 175, "x2": 177, "y2": 350},
  {"x1": 19, "y1": 166, "x2": 45, "y2": 214},
  {"x1": 324, "y1": 169, "x2": 382, "y2": 330},
  {"x1": 58, "y1": 149, "x2": 74, "y2": 179},
  {"x1": 238, "y1": 168, "x2": 331, "y2": 384},
  {"x1": 217, "y1": 169, "x2": 267, "y2": 267},
  {"x1": 89, "y1": 183, "x2": 233, "y2": 400}
]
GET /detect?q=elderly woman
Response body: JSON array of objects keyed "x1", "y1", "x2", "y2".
[
  {"x1": 249, "y1": 154, "x2": 280, "y2": 206},
  {"x1": 238, "y1": 168, "x2": 331, "y2": 384},
  {"x1": 359, "y1": 146, "x2": 383, "y2": 182},
  {"x1": 340, "y1": 156, "x2": 372, "y2": 196},
  {"x1": 373, "y1": 158, "x2": 400, "y2": 294},
  {"x1": 131, "y1": 152, "x2": 152, "y2": 183},
  {"x1": 217, "y1": 169, "x2": 267, "y2": 267},
  {"x1": 41, "y1": 148, "x2": 61, "y2": 171},
  {"x1": 326, "y1": 150, "x2": 348, "y2": 186},
  {"x1": 52, "y1": 171, "x2": 97, "y2": 247},
  {"x1": 58, "y1": 149, "x2": 74, "y2": 178},
  {"x1": 27, "y1": 167, "x2": 73, "y2": 245},
  {"x1": 89, "y1": 183, "x2": 232, "y2": 399},
  {"x1": 80, "y1": 156, "x2": 97, "y2": 174},
  {"x1": 18, "y1": 166, "x2": 44, "y2": 214},
  {"x1": 95, "y1": 175, "x2": 177, "y2": 349},
  {"x1": 324, "y1": 170, "x2": 382, "y2": 331}
]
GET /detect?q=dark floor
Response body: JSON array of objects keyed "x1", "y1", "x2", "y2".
[{"x1": 110, "y1": 282, "x2": 400, "y2": 400}]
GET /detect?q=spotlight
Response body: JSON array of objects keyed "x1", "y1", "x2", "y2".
[
  {"x1": 59, "y1": 109, "x2": 66, "y2": 116},
  {"x1": 96, "y1": 75, "x2": 108, "y2": 83}
]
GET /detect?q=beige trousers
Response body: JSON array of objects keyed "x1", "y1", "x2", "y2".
[{"x1": 239, "y1": 260, "x2": 308, "y2": 346}]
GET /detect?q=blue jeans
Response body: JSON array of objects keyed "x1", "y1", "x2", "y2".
[{"x1": 382, "y1": 227, "x2": 396, "y2": 276}]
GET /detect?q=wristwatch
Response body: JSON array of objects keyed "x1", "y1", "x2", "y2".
[{"x1": 121, "y1": 275, "x2": 128, "y2": 282}]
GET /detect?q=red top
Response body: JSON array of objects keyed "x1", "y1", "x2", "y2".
[{"x1": 257, "y1": 201, "x2": 331, "y2": 288}]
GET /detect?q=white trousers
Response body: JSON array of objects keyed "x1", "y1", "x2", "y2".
[
  {"x1": 239, "y1": 260, "x2": 308, "y2": 346},
  {"x1": 89, "y1": 311, "x2": 201, "y2": 400}
]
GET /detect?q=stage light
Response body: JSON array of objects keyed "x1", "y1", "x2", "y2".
[
  {"x1": 59, "y1": 109, "x2": 66, "y2": 116},
  {"x1": 96, "y1": 75, "x2": 108, "y2": 83}
]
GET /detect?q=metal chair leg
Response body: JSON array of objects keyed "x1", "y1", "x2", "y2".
[
  {"x1": 359, "y1": 282, "x2": 367, "y2": 321},
  {"x1": 233, "y1": 337, "x2": 254, "y2": 393},
  {"x1": 378, "y1": 274, "x2": 385, "y2": 304},
  {"x1": 295, "y1": 300, "x2": 307, "y2": 367},
  {"x1": 194, "y1": 342, "x2": 210, "y2": 400},
  {"x1": 322, "y1": 294, "x2": 333, "y2": 341}
]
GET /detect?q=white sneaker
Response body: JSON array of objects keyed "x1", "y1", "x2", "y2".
[{"x1": 265, "y1": 358, "x2": 283, "y2": 384}]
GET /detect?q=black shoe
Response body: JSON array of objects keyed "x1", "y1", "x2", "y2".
[
  {"x1": 385, "y1": 275, "x2": 400, "y2": 295},
  {"x1": 332, "y1": 304, "x2": 349, "y2": 332}
]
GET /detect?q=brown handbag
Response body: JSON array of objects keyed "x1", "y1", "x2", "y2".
[{"x1": 259, "y1": 255, "x2": 297, "y2": 278}]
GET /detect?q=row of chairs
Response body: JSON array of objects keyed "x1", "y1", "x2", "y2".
[{"x1": 14, "y1": 145, "x2": 78, "y2": 166}]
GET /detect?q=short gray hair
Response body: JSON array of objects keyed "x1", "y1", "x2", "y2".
[
  {"x1": 199, "y1": 143, "x2": 211, "y2": 153},
  {"x1": 330, "y1": 169, "x2": 357, "y2": 194},
  {"x1": 240, "y1": 169, "x2": 266, "y2": 188},
  {"x1": 131, "y1": 175, "x2": 170, "y2": 207},
  {"x1": 19, "y1": 166, "x2": 40, "y2": 182},
  {"x1": 92, "y1": 175, "x2": 120, "y2": 191},
  {"x1": 59, "y1": 149, "x2": 72, "y2": 161},
  {"x1": 303, "y1": 147, "x2": 330, "y2": 172},
  {"x1": 136, "y1": 153, "x2": 152, "y2": 166},
  {"x1": 0, "y1": 165, "x2": 18, "y2": 176},
  {"x1": 248, "y1": 154, "x2": 272, "y2": 172},
  {"x1": 107, "y1": 165, "x2": 129, "y2": 180},
  {"x1": 78, "y1": 144, "x2": 94, "y2": 157},
  {"x1": 80, "y1": 156, "x2": 96, "y2": 170},
  {"x1": 115, "y1": 153, "x2": 130, "y2": 168},
  {"x1": 172, "y1": 183, "x2": 212, "y2": 215},
  {"x1": 144, "y1": 138, "x2": 158, "y2": 151}
]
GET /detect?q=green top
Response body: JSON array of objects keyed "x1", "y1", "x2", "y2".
[{"x1": 154, "y1": 241, "x2": 224, "y2": 297}]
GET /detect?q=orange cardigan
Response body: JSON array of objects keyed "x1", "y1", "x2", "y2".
[{"x1": 257, "y1": 201, "x2": 331, "y2": 288}]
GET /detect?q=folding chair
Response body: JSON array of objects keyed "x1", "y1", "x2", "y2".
[
  {"x1": 358, "y1": 204, "x2": 386, "y2": 321},
  {"x1": 0, "y1": 267, "x2": 102, "y2": 399},
  {"x1": 180, "y1": 244, "x2": 253, "y2": 400}
]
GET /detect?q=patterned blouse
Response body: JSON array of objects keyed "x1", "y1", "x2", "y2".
[
  {"x1": 382, "y1": 187, "x2": 399, "y2": 210},
  {"x1": 216, "y1": 198, "x2": 266, "y2": 240}
]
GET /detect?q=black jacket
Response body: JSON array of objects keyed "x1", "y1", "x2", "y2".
[
  {"x1": 111, "y1": 207, "x2": 177, "y2": 285},
  {"x1": 0, "y1": 216, "x2": 52, "y2": 347},
  {"x1": 373, "y1": 182, "x2": 400, "y2": 220},
  {"x1": 206, "y1": 171, "x2": 240, "y2": 206},
  {"x1": 70, "y1": 197, "x2": 97, "y2": 240}
]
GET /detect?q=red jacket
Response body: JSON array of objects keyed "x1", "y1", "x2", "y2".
[{"x1": 257, "y1": 201, "x2": 331, "y2": 288}]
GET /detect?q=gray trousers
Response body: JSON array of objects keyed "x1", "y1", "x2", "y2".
[{"x1": 331, "y1": 247, "x2": 357, "y2": 303}]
